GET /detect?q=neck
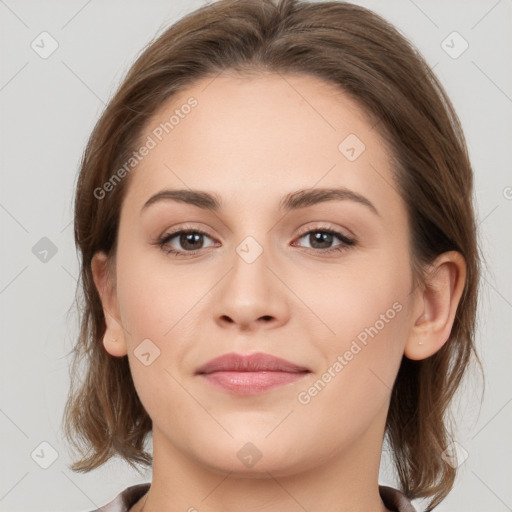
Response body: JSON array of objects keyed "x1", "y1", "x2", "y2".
[{"x1": 136, "y1": 420, "x2": 391, "y2": 512}]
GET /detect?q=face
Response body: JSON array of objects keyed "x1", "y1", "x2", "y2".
[{"x1": 100, "y1": 72, "x2": 419, "y2": 476}]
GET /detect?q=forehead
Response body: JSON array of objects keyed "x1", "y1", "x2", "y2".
[{"x1": 122, "y1": 72, "x2": 399, "y2": 216}]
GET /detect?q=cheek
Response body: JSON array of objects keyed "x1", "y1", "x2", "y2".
[
  {"x1": 116, "y1": 249, "x2": 207, "y2": 343},
  {"x1": 295, "y1": 276, "x2": 410, "y2": 437},
  {"x1": 115, "y1": 250, "x2": 212, "y2": 403},
  {"x1": 302, "y1": 248, "x2": 413, "y2": 410},
  {"x1": 115, "y1": 255, "x2": 202, "y2": 431},
  {"x1": 311, "y1": 253, "x2": 412, "y2": 348}
]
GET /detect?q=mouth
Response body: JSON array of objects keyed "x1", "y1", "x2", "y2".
[{"x1": 195, "y1": 352, "x2": 311, "y2": 395}]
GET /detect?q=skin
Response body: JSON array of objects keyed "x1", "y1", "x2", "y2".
[{"x1": 92, "y1": 72, "x2": 466, "y2": 512}]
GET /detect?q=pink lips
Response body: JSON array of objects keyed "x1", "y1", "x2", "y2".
[{"x1": 196, "y1": 352, "x2": 310, "y2": 395}]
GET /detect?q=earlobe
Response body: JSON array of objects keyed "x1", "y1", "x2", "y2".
[
  {"x1": 404, "y1": 251, "x2": 466, "y2": 361},
  {"x1": 91, "y1": 252, "x2": 128, "y2": 358},
  {"x1": 101, "y1": 319, "x2": 128, "y2": 357}
]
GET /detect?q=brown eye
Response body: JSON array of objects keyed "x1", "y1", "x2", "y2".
[
  {"x1": 293, "y1": 228, "x2": 356, "y2": 254},
  {"x1": 158, "y1": 229, "x2": 215, "y2": 256}
]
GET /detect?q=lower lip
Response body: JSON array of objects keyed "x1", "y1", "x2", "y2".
[{"x1": 200, "y1": 371, "x2": 308, "y2": 395}]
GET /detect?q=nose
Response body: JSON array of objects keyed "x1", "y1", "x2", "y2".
[{"x1": 212, "y1": 243, "x2": 290, "y2": 332}]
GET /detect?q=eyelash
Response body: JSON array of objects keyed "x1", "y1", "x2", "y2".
[{"x1": 154, "y1": 224, "x2": 356, "y2": 258}]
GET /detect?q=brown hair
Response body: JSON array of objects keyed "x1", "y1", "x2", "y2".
[{"x1": 62, "y1": 0, "x2": 482, "y2": 509}]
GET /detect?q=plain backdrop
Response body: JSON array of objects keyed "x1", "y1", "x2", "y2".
[{"x1": 0, "y1": 0, "x2": 511, "y2": 511}]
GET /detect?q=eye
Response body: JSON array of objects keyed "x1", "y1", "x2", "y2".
[
  {"x1": 156, "y1": 228, "x2": 217, "y2": 257},
  {"x1": 292, "y1": 226, "x2": 356, "y2": 255}
]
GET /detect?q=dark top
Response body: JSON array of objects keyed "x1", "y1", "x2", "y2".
[{"x1": 90, "y1": 482, "x2": 417, "y2": 511}]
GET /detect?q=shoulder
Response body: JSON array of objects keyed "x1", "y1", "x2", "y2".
[
  {"x1": 88, "y1": 483, "x2": 151, "y2": 512},
  {"x1": 379, "y1": 485, "x2": 417, "y2": 512}
]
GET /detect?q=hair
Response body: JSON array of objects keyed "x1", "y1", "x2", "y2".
[{"x1": 62, "y1": 0, "x2": 483, "y2": 510}]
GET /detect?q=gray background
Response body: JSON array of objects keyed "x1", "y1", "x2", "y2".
[{"x1": 0, "y1": 0, "x2": 511, "y2": 511}]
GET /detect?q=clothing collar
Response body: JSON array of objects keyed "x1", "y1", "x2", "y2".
[{"x1": 92, "y1": 482, "x2": 417, "y2": 512}]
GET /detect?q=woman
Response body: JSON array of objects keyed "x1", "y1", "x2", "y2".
[{"x1": 63, "y1": 0, "x2": 482, "y2": 511}]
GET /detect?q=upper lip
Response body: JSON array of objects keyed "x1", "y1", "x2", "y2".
[{"x1": 196, "y1": 352, "x2": 310, "y2": 375}]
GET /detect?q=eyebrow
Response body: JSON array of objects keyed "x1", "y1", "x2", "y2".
[{"x1": 141, "y1": 186, "x2": 379, "y2": 216}]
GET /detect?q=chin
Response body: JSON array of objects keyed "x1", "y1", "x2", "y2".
[
  {"x1": 201, "y1": 455, "x2": 300, "y2": 479},
  {"x1": 188, "y1": 435, "x2": 319, "y2": 478}
]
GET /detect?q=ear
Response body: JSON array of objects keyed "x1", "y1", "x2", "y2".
[
  {"x1": 91, "y1": 251, "x2": 128, "y2": 357},
  {"x1": 404, "y1": 251, "x2": 466, "y2": 360}
]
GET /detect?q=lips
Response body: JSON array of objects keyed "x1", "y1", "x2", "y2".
[
  {"x1": 195, "y1": 352, "x2": 309, "y2": 375},
  {"x1": 196, "y1": 352, "x2": 310, "y2": 395}
]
